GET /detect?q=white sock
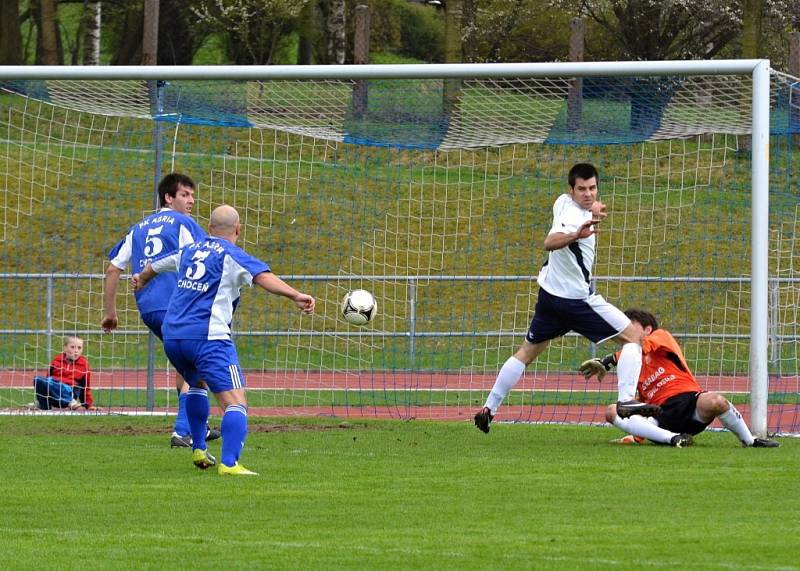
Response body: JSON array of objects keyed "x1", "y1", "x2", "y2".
[
  {"x1": 616, "y1": 342, "x2": 642, "y2": 401},
  {"x1": 718, "y1": 403, "x2": 754, "y2": 445},
  {"x1": 613, "y1": 414, "x2": 676, "y2": 444},
  {"x1": 484, "y1": 356, "x2": 526, "y2": 414}
]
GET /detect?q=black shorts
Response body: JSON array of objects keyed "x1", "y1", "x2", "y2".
[
  {"x1": 656, "y1": 391, "x2": 711, "y2": 436},
  {"x1": 525, "y1": 287, "x2": 629, "y2": 344}
]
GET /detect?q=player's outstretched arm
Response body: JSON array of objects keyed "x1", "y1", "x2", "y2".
[
  {"x1": 254, "y1": 272, "x2": 315, "y2": 314},
  {"x1": 101, "y1": 263, "x2": 123, "y2": 333}
]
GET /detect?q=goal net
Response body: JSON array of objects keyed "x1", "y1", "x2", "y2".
[{"x1": 0, "y1": 62, "x2": 797, "y2": 435}]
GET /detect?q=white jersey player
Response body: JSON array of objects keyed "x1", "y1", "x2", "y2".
[{"x1": 474, "y1": 163, "x2": 656, "y2": 434}]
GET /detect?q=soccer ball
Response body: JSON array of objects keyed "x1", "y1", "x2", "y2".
[{"x1": 341, "y1": 289, "x2": 377, "y2": 325}]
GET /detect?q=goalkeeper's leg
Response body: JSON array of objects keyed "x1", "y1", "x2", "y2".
[
  {"x1": 605, "y1": 404, "x2": 676, "y2": 444},
  {"x1": 695, "y1": 391, "x2": 779, "y2": 447}
]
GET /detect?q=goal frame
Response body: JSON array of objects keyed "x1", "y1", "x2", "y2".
[{"x1": 0, "y1": 60, "x2": 771, "y2": 436}]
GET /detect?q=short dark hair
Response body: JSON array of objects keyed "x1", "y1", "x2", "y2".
[
  {"x1": 158, "y1": 173, "x2": 195, "y2": 207},
  {"x1": 568, "y1": 163, "x2": 599, "y2": 188},
  {"x1": 624, "y1": 308, "x2": 659, "y2": 331}
]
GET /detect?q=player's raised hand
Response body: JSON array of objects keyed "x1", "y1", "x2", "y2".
[
  {"x1": 575, "y1": 219, "x2": 599, "y2": 239},
  {"x1": 590, "y1": 200, "x2": 607, "y2": 222}
]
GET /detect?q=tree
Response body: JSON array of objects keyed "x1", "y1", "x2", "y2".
[
  {"x1": 0, "y1": 0, "x2": 22, "y2": 65},
  {"x1": 324, "y1": 0, "x2": 346, "y2": 64},
  {"x1": 107, "y1": 0, "x2": 208, "y2": 65},
  {"x1": 192, "y1": 0, "x2": 308, "y2": 64},
  {"x1": 326, "y1": 0, "x2": 346, "y2": 64},
  {"x1": 462, "y1": 0, "x2": 580, "y2": 63},
  {"x1": 296, "y1": 1, "x2": 318, "y2": 64},
  {"x1": 82, "y1": 2, "x2": 102, "y2": 65},
  {"x1": 552, "y1": 0, "x2": 740, "y2": 60},
  {"x1": 37, "y1": 0, "x2": 62, "y2": 64},
  {"x1": 554, "y1": 0, "x2": 800, "y2": 62}
]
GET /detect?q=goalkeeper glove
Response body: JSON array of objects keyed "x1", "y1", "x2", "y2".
[{"x1": 578, "y1": 353, "x2": 617, "y2": 382}]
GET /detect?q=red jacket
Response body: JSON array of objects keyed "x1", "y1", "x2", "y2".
[{"x1": 49, "y1": 353, "x2": 93, "y2": 408}]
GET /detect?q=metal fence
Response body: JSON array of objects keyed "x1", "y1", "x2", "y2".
[{"x1": 1, "y1": 273, "x2": 798, "y2": 366}]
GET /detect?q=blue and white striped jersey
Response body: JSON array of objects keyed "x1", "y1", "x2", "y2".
[
  {"x1": 152, "y1": 238, "x2": 270, "y2": 341},
  {"x1": 109, "y1": 208, "x2": 206, "y2": 314}
]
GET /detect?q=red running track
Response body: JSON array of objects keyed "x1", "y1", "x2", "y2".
[
  {"x1": 3, "y1": 369, "x2": 799, "y2": 392},
  {"x1": 4, "y1": 369, "x2": 798, "y2": 432}
]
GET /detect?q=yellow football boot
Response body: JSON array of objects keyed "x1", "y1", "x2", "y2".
[
  {"x1": 218, "y1": 462, "x2": 258, "y2": 476},
  {"x1": 192, "y1": 448, "x2": 216, "y2": 470}
]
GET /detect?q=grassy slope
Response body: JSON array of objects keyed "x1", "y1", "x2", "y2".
[
  {"x1": 1, "y1": 416, "x2": 797, "y2": 570},
  {"x1": 0, "y1": 84, "x2": 798, "y2": 378}
]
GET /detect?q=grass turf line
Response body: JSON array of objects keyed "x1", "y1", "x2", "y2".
[{"x1": 1, "y1": 416, "x2": 797, "y2": 570}]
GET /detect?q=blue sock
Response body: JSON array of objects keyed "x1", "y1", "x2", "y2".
[
  {"x1": 185, "y1": 388, "x2": 210, "y2": 451},
  {"x1": 173, "y1": 391, "x2": 190, "y2": 436},
  {"x1": 221, "y1": 405, "x2": 248, "y2": 467}
]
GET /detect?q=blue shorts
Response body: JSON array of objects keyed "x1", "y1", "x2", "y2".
[
  {"x1": 526, "y1": 287, "x2": 630, "y2": 344},
  {"x1": 163, "y1": 338, "x2": 245, "y2": 394},
  {"x1": 140, "y1": 310, "x2": 166, "y2": 340}
]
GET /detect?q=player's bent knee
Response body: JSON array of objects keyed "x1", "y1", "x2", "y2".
[
  {"x1": 699, "y1": 391, "x2": 729, "y2": 415},
  {"x1": 216, "y1": 388, "x2": 247, "y2": 410},
  {"x1": 516, "y1": 340, "x2": 547, "y2": 365},
  {"x1": 604, "y1": 404, "x2": 617, "y2": 423}
]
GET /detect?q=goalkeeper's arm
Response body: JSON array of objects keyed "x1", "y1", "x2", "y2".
[{"x1": 578, "y1": 353, "x2": 618, "y2": 382}]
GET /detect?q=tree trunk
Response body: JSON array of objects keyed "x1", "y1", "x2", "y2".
[
  {"x1": 142, "y1": 0, "x2": 159, "y2": 65},
  {"x1": 0, "y1": 0, "x2": 22, "y2": 64},
  {"x1": 741, "y1": 0, "x2": 764, "y2": 58},
  {"x1": 82, "y1": 2, "x2": 101, "y2": 65},
  {"x1": 326, "y1": 0, "x2": 346, "y2": 65},
  {"x1": 739, "y1": 0, "x2": 764, "y2": 151},
  {"x1": 296, "y1": 2, "x2": 315, "y2": 64},
  {"x1": 38, "y1": 0, "x2": 60, "y2": 65},
  {"x1": 444, "y1": 0, "x2": 463, "y2": 113}
]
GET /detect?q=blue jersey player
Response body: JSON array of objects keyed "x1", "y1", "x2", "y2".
[
  {"x1": 133, "y1": 205, "x2": 315, "y2": 476},
  {"x1": 102, "y1": 173, "x2": 220, "y2": 447}
]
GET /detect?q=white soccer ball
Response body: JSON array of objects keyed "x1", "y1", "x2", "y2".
[{"x1": 342, "y1": 289, "x2": 377, "y2": 325}]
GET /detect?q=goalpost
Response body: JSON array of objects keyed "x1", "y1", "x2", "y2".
[{"x1": 0, "y1": 60, "x2": 796, "y2": 437}]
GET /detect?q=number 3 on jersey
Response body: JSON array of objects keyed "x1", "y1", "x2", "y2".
[{"x1": 186, "y1": 250, "x2": 211, "y2": 280}]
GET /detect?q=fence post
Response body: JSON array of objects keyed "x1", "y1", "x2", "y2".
[
  {"x1": 145, "y1": 80, "x2": 165, "y2": 413},
  {"x1": 769, "y1": 278, "x2": 778, "y2": 365},
  {"x1": 46, "y1": 276, "x2": 53, "y2": 358},
  {"x1": 409, "y1": 278, "x2": 417, "y2": 370},
  {"x1": 790, "y1": 32, "x2": 799, "y2": 144}
]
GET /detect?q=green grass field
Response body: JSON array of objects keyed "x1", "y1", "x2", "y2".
[{"x1": 2, "y1": 416, "x2": 797, "y2": 570}]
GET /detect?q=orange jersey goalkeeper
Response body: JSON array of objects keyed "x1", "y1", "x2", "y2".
[
  {"x1": 630, "y1": 328, "x2": 702, "y2": 406},
  {"x1": 580, "y1": 308, "x2": 779, "y2": 448}
]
